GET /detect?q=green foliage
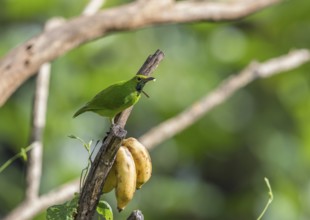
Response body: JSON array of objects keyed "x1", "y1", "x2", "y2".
[
  {"x1": 0, "y1": 144, "x2": 33, "y2": 173},
  {"x1": 46, "y1": 194, "x2": 113, "y2": 220},
  {"x1": 46, "y1": 193, "x2": 79, "y2": 220},
  {"x1": 96, "y1": 198, "x2": 113, "y2": 220}
]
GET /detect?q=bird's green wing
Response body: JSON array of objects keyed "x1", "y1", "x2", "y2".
[
  {"x1": 88, "y1": 82, "x2": 130, "y2": 109},
  {"x1": 73, "y1": 83, "x2": 124, "y2": 118},
  {"x1": 83, "y1": 81, "x2": 139, "y2": 117},
  {"x1": 73, "y1": 78, "x2": 142, "y2": 118}
]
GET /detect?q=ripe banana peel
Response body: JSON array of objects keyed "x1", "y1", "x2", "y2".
[
  {"x1": 115, "y1": 146, "x2": 137, "y2": 212},
  {"x1": 101, "y1": 138, "x2": 152, "y2": 212},
  {"x1": 123, "y1": 137, "x2": 152, "y2": 189}
]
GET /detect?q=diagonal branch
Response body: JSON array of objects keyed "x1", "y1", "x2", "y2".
[
  {"x1": 139, "y1": 49, "x2": 310, "y2": 149},
  {"x1": 3, "y1": 180, "x2": 79, "y2": 220},
  {"x1": 0, "y1": 0, "x2": 281, "y2": 106}
]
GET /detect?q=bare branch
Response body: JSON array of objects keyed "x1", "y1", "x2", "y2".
[
  {"x1": 139, "y1": 49, "x2": 310, "y2": 149},
  {"x1": 26, "y1": 63, "x2": 50, "y2": 201},
  {"x1": 25, "y1": 16, "x2": 66, "y2": 205},
  {"x1": 3, "y1": 179, "x2": 79, "y2": 220},
  {"x1": 0, "y1": 0, "x2": 280, "y2": 106},
  {"x1": 158, "y1": 0, "x2": 280, "y2": 22}
]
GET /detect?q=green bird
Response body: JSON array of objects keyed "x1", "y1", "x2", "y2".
[{"x1": 73, "y1": 75, "x2": 155, "y2": 123}]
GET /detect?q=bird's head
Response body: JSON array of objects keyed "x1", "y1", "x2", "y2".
[{"x1": 134, "y1": 75, "x2": 155, "y2": 93}]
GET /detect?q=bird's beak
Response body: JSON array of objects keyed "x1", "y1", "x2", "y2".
[{"x1": 144, "y1": 77, "x2": 155, "y2": 82}]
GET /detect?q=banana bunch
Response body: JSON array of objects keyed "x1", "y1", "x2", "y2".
[{"x1": 103, "y1": 137, "x2": 152, "y2": 212}]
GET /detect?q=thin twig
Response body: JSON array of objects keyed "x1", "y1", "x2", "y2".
[
  {"x1": 0, "y1": 0, "x2": 281, "y2": 106},
  {"x1": 139, "y1": 49, "x2": 310, "y2": 149},
  {"x1": 257, "y1": 177, "x2": 273, "y2": 220},
  {"x1": 0, "y1": 144, "x2": 34, "y2": 173}
]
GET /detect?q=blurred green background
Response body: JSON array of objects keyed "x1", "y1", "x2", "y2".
[{"x1": 1, "y1": 0, "x2": 310, "y2": 219}]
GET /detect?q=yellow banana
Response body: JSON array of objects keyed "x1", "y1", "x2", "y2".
[
  {"x1": 115, "y1": 146, "x2": 137, "y2": 212},
  {"x1": 102, "y1": 163, "x2": 116, "y2": 193},
  {"x1": 123, "y1": 137, "x2": 152, "y2": 189}
]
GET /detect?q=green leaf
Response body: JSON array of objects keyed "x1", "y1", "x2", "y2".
[
  {"x1": 46, "y1": 193, "x2": 79, "y2": 220},
  {"x1": 68, "y1": 134, "x2": 78, "y2": 139},
  {"x1": 86, "y1": 140, "x2": 93, "y2": 152},
  {"x1": 96, "y1": 198, "x2": 113, "y2": 220}
]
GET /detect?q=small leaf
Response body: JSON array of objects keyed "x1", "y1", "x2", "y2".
[
  {"x1": 68, "y1": 134, "x2": 78, "y2": 139},
  {"x1": 86, "y1": 140, "x2": 93, "y2": 152},
  {"x1": 96, "y1": 198, "x2": 113, "y2": 220}
]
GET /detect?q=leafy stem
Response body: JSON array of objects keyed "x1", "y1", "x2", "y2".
[{"x1": 0, "y1": 144, "x2": 34, "y2": 173}]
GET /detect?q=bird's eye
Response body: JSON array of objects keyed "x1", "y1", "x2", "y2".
[{"x1": 137, "y1": 77, "x2": 142, "y2": 81}]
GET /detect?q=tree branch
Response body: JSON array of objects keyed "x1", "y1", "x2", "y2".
[
  {"x1": 75, "y1": 50, "x2": 164, "y2": 220},
  {"x1": 26, "y1": 17, "x2": 66, "y2": 203},
  {"x1": 76, "y1": 125, "x2": 127, "y2": 220},
  {"x1": 139, "y1": 49, "x2": 310, "y2": 149},
  {"x1": 0, "y1": 0, "x2": 280, "y2": 106},
  {"x1": 3, "y1": 179, "x2": 79, "y2": 220},
  {"x1": 26, "y1": 63, "x2": 50, "y2": 201}
]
